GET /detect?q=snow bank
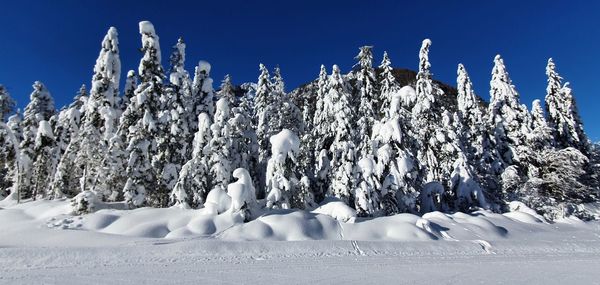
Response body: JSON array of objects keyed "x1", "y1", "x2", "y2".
[
  {"x1": 1, "y1": 200, "x2": 599, "y2": 246},
  {"x1": 312, "y1": 198, "x2": 357, "y2": 222}
]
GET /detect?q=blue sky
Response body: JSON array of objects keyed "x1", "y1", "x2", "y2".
[{"x1": 0, "y1": 0, "x2": 598, "y2": 141}]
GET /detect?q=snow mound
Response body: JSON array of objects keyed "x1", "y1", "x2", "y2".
[
  {"x1": 2, "y1": 200, "x2": 599, "y2": 249},
  {"x1": 221, "y1": 210, "x2": 341, "y2": 241},
  {"x1": 506, "y1": 201, "x2": 547, "y2": 223},
  {"x1": 312, "y1": 198, "x2": 357, "y2": 222}
]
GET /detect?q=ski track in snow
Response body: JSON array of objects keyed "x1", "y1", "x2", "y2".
[{"x1": 1, "y1": 200, "x2": 600, "y2": 284}]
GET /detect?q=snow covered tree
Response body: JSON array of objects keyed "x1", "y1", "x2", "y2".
[
  {"x1": 227, "y1": 168, "x2": 259, "y2": 220},
  {"x1": 354, "y1": 156, "x2": 381, "y2": 216},
  {"x1": 53, "y1": 85, "x2": 87, "y2": 156},
  {"x1": 208, "y1": 98, "x2": 233, "y2": 193},
  {"x1": 311, "y1": 65, "x2": 332, "y2": 199},
  {"x1": 528, "y1": 99, "x2": 553, "y2": 152},
  {"x1": 62, "y1": 27, "x2": 123, "y2": 199},
  {"x1": 353, "y1": 46, "x2": 377, "y2": 158},
  {"x1": 269, "y1": 68, "x2": 303, "y2": 145},
  {"x1": 15, "y1": 81, "x2": 55, "y2": 199},
  {"x1": 378, "y1": 51, "x2": 400, "y2": 118},
  {"x1": 326, "y1": 65, "x2": 357, "y2": 205},
  {"x1": 168, "y1": 37, "x2": 190, "y2": 88},
  {"x1": 411, "y1": 39, "x2": 455, "y2": 188},
  {"x1": 218, "y1": 74, "x2": 236, "y2": 106},
  {"x1": 123, "y1": 21, "x2": 165, "y2": 208},
  {"x1": 171, "y1": 113, "x2": 212, "y2": 208},
  {"x1": 544, "y1": 58, "x2": 589, "y2": 154},
  {"x1": 296, "y1": 67, "x2": 322, "y2": 183},
  {"x1": 7, "y1": 110, "x2": 22, "y2": 144},
  {"x1": 0, "y1": 85, "x2": 16, "y2": 122},
  {"x1": 271, "y1": 66, "x2": 285, "y2": 97},
  {"x1": 487, "y1": 55, "x2": 532, "y2": 204},
  {"x1": 94, "y1": 129, "x2": 129, "y2": 202},
  {"x1": 121, "y1": 70, "x2": 137, "y2": 111},
  {"x1": 95, "y1": 76, "x2": 140, "y2": 202},
  {"x1": 234, "y1": 87, "x2": 260, "y2": 188},
  {"x1": 151, "y1": 37, "x2": 192, "y2": 207},
  {"x1": 30, "y1": 120, "x2": 58, "y2": 199},
  {"x1": 265, "y1": 129, "x2": 311, "y2": 209},
  {"x1": 517, "y1": 147, "x2": 595, "y2": 220},
  {"x1": 189, "y1": 60, "x2": 214, "y2": 133},
  {"x1": 229, "y1": 104, "x2": 256, "y2": 176},
  {"x1": 449, "y1": 152, "x2": 488, "y2": 212},
  {"x1": 254, "y1": 63, "x2": 274, "y2": 167},
  {"x1": 455, "y1": 64, "x2": 501, "y2": 203},
  {"x1": 371, "y1": 112, "x2": 420, "y2": 214},
  {"x1": 277, "y1": 102, "x2": 303, "y2": 137},
  {"x1": 0, "y1": 86, "x2": 17, "y2": 194},
  {"x1": 48, "y1": 86, "x2": 87, "y2": 198}
]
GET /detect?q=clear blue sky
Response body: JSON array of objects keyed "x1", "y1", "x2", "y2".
[{"x1": 0, "y1": 0, "x2": 598, "y2": 141}]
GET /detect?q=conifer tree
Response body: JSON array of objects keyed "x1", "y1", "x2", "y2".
[
  {"x1": 411, "y1": 39, "x2": 455, "y2": 187},
  {"x1": 49, "y1": 86, "x2": 87, "y2": 198},
  {"x1": 121, "y1": 70, "x2": 138, "y2": 111},
  {"x1": 218, "y1": 74, "x2": 236, "y2": 106},
  {"x1": 0, "y1": 86, "x2": 17, "y2": 195},
  {"x1": 152, "y1": 37, "x2": 192, "y2": 207},
  {"x1": 7, "y1": 110, "x2": 23, "y2": 144},
  {"x1": 378, "y1": 51, "x2": 400, "y2": 118},
  {"x1": 237, "y1": 90, "x2": 261, "y2": 190},
  {"x1": 30, "y1": 120, "x2": 58, "y2": 199},
  {"x1": 271, "y1": 66, "x2": 285, "y2": 98},
  {"x1": 54, "y1": 85, "x2": 87, "y2": 155},
  {"x1": 455, "y1": 64, "x2": 501, "y2": 199},
  {"x1": 354, "y1": 156, "x2": 381, "y2": 216},
  {"x1": 296, "y1": 67, "x2": 321, "y2": 182},
  {"x1": 95, "y1": 75, "x2": 140, "y2": 202},
  {"x1": 208, "y1": 98, "x2": 233, "y2": 193},
  {"x1": 371, "y1": 99, "x2": 420, "y2": 214},
  {"x1": 57, "y1": 27, "x2": 121, "y2": 199},
  {"x1": 265, "y1": 129, "x2": 307, "y2": 209},
  {"x1": 189, "y1": 60, "x2": 214, "y2": 132},
  {"x1": 0, "y1": 85, "x2": 16, "y2": 122},
  {"x1": 229, "y1": 104, "x2": 255, "y2": 175},
  {"x1": 171, "y1": 113, "x2": 212, "y2": 208},
  {"x1": 255, "y1": 63, "x2": 274, "y2": 166},
  {"x1": 354, "y1": 46, "x2": 377, "y2": 158},
  {"x1": 123, "y1": 21, "x2": 165, "y2": 207},
  {"x1": 312, "y1": 65, "x2": 332, "y2": 199},
  {"x1": 16, "y1": 81, "x2": 55, "y2": 199},
  {"x1": 529, "y1": 99, "x2": 553, "y2": 152},
  {"x1": 544, "y1": 58, "x2": 589, "y2": 154},
  {"x1": 326, "y1": 65, "x2": 357, "y2": 204},
  {"x1": 487, "y1": 55, "x2": 532, "y2": 203}
]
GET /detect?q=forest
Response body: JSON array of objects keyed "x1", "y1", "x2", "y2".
[{"x1": 0, "y1": 21, "x2": 598, "y2": 221}]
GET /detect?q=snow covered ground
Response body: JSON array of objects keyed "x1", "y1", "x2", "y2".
[{"x1": 1, "y1": 199, "x2": 600, "y2": 284}]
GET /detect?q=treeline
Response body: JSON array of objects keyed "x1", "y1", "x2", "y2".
[{"x1": 0, "y1": 21, "x2": 598, "y2": 220}]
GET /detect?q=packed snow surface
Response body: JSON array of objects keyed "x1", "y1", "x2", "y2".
[{"x1": 1, "y1": 199, "x2": 600, "y2": 284}]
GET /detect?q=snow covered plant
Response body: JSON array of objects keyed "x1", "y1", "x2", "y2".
[
  {"x1": 71, "y1": 190, "x2": 100, "y2": 215},
  {"x1": 265, "y1": 129, "x2": 301, "y2": 209},
  {"x1": 0, "y1": 20, "x2": 598, "y2": 221},
  {"x1": 227, "y1": 168, "x2": 258, "y2": 221}
]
